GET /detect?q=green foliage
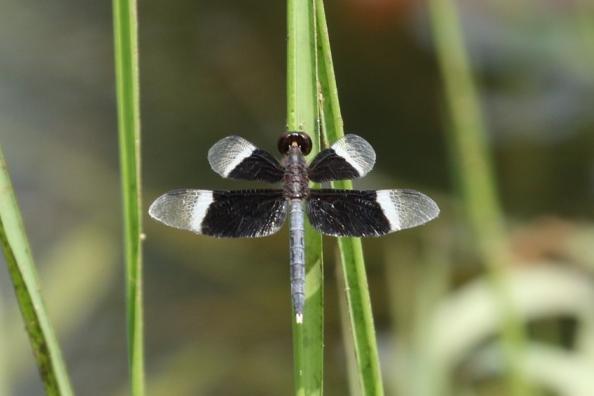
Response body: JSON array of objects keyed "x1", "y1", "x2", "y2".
[
  {"x1": 287, "y1": 0, "x2": 324, "y2": 395},
  {"x1": 316, "y1": 1, "x2": 384, "y2": 394},
  {"x1": 0, "y1": 146, "x2": 74, "y2": 396},
  {"x1": 113, "y1": 0, "x2": 145, "y2": 394}
]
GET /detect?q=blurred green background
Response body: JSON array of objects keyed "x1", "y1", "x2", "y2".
[{"x1": 2, "y1": 0, "x2": 594, "y2": 395}]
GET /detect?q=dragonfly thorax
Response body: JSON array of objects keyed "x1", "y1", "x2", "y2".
[{"x1": 283, "y1": 146, "x2": 309, "y2": 200}]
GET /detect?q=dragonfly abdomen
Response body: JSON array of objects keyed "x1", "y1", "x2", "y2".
[{"x1": 288, "y1": 199, "x2": 305, "y2": 323}]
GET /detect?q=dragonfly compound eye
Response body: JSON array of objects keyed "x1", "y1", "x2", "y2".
[{"x1": 277, "y1": 132, "x2": 312, "y2": 155}]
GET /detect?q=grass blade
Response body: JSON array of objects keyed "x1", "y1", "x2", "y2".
[
  {"x1": 0, "y1": 146, "x2": 74, "y2": 396},
  {"x1": 287, "y1": 0, "x2": 324, "y2": 394},
  {"x1": 315, "y1": 1, "x2": 384, "y2": 394},
  {"x1": 112, "y1": 0, "x2": 145, "y2": 394},
  {"x1": 427, "y1": 0, "x2": 532, "y2": 395}
]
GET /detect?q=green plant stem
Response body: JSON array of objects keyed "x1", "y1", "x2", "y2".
[
  {"x1": 315, "y1": 1, "x2": 384, "y2": 394},
  {"x1": 428, "y1": 1, "x2": 532, "y2": 395},
  {"x1": 287, "y1": 0, "x2": 324, "y2": 395},
  {"x1": 0, "y1": 146, "x2": 74, "y2": 396},
  {"x1": 113, "y1": 0, "x2": 145, "y2": 394}
]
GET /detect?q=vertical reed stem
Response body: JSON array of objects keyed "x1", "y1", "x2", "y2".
[
  {"x1": 113, "y1": 0, "x2": 145, "y2": 394},
  {"x1": 287, "y1": 0, "x2": 324, "y2": 394},
  {"x1": 316, "y1": 1, "x2": 384, "y2": 394}
]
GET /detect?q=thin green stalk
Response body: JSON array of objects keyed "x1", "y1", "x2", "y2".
[
  {"x1": 0, "y1": 146, "x2": 74, "y2": 396},
  {"x1": 428, "y1": 1, "x2": 532, "y2": 395},
  {"x1": 113, "y1": 0, "x2": 145, "y2": 394},
  {"x1": 287, "y1": 0, "x2": 324, "y2": 395},
  {"x1": 316, "y1": 1, "x2": 384, "y2": 395},
  {"x1": 335, "y1": 256, "x2": 362, "y2": 396}
]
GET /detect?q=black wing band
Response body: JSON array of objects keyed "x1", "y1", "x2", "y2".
[
  {"x1": 149, "y1": 189, "x2": 287, "y2": 238},
  {"x1": 308, "y1": 134, "x2": 376, "y2": 182},
  {"x1": 208, "y1": 136, "x2": 284, "y2": 183},
  {"x1": 306, "y1": 189, "x2": 439, "y2": 237}
]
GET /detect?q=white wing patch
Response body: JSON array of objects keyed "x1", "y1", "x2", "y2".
[
  {"x1": 190, "y1": 191, "x2": 214, "y2": 232},
  {"x1": 208, "y1": 135, "x2": 256, "y2": 177},
  {"x1": 331, "y1": 134, "x2": 376, "y2": 177},
  {"x1": 376, "y1": 190, "x2": 401, "y2": 231}
]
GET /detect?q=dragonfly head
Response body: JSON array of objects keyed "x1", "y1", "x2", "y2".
[{"x1": 278, "y1": 132, "x2": 312, "y2": 155}]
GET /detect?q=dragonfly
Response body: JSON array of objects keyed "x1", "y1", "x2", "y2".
[{"x1": 149, "y1": 132, "x2": 439, "y2": 323}]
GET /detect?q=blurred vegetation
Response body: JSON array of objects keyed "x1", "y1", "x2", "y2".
[{"x1": 1, "y1": 0, "x2": 594, "y2": 395}]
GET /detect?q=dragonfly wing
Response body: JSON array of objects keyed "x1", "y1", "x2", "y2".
[
  {"x1": 149, "y1": 189, "x2": 287, "y2": 238},
  {"x1": 308, "y1": 134, "x2": 376, "y2": 182},
  {"x1": 306, "y1": 189, "x2": 439, "y2": 237},
  {"x1": 208, "y1": 136, "x2": 285, "y2": 183}
]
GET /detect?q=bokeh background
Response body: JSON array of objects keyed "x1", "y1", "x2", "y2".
[{"x1": 2, "y1": 0, "x2": 594, "y2": 395}]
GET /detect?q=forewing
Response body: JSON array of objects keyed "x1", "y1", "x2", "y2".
[
  {"x1": 306, "y1": 189, "x2": 439, "y2": 237},
  {"x1": 308, "y1": 134, "x2": 376, "y2": 182},
  {"x1": 149, "y1": 189, "x2": 287, "y2": 238},
  {"x1": 208, "y1": 135, "x2": 284, "y2": 183}
]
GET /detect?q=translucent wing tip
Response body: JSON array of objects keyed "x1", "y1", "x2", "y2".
[
  {"x1": 400, "y1": 190, "x2": 439, "y2": 228},
  {"x1": 207, "y1": 135, "x2": 256, "y2": 177},
  {"x1": 148, "y1": 189, "x2": 211, "y2": 233},
  {"x1": 148, "y1": 193, "x2": 168, "y2": 222},
  {"x1": 148, "y1": 193, "x2": 181, "y2": 229},
  {"x1": 415, "y1": 192, "x2": 440, "y2": 223}
]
